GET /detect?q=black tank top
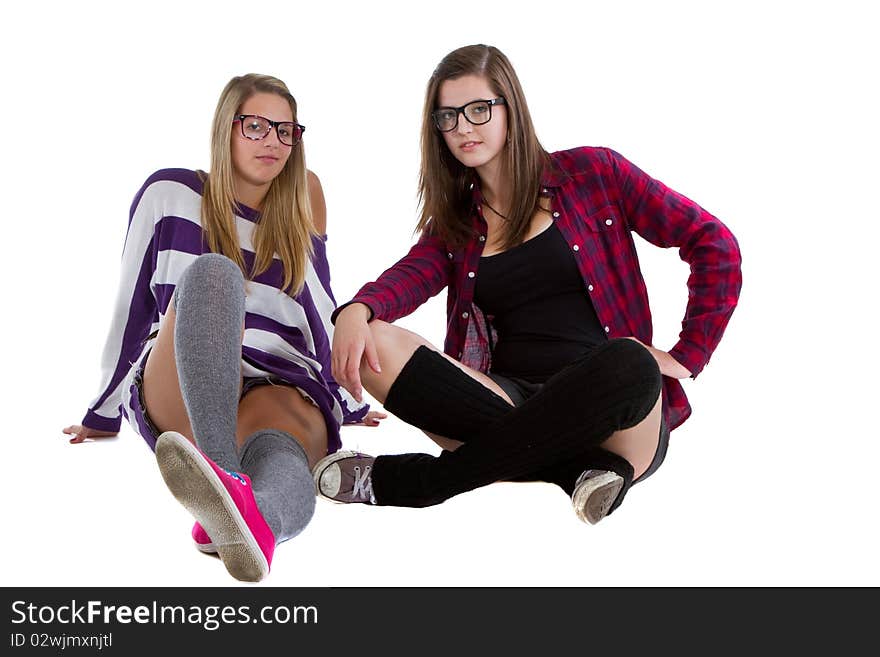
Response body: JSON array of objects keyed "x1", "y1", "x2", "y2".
[{"x1": 473, "y1": 221, "x2": 606, "y2": 382}]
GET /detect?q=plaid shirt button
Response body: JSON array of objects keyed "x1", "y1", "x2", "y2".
[
  {"x1": 462, "y1": 311, "x2": 469, "y2": 319},
  {"x1": 573, "y1": 244, "x2": 580, "y2": 251},
  {"x1": 605, "y1": 218, "x2": 613, "y2": 226},
  {"x1": 553, "y1": 212, "x2": 560, "y2": 218},
  {"x1": 468, "y1": 272, "x2": 475, "y2": 278},
  {"x1": 604, "y1": 326, "x2": 610, "y2": 333},
  {"x1": 588, "y1": 284, "x2": 594, "y2": 292}
]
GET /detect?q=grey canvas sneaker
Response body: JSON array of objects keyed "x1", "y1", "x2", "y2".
[
  {"x1": 571, "y1": 469, "x2": 624, "y2": 524},
  {"x1": 313, "y1": 450, "x2": 377, "y2": 504}
]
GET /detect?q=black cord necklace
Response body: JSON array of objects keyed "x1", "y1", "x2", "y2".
[{"x1": 482, "y1": 198, "x2": 508, "y2": 221}]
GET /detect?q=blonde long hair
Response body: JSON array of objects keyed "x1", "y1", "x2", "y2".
[
  {"x1": 417, "y1": 45, "x2": 550, "y2": 250},
  {"x1": 200, "y1": 74, "x2": 315, "y2": 295}
]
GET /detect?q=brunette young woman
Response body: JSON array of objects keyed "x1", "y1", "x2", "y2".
[{"x1": 315, "y1": 45, "x2": 741, "y2": 524}]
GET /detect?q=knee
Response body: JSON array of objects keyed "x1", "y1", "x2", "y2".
[
  {"x1": 186, "y1": 253, "x2": 244, "y2": 287},
  {"x1": 366, "y1": 320, "x2": 414, "y2": 358},
  {"x1": 606, "y1": 338, "x2": 662, "y2": 393},
  {"x1": 175, "y1": 254, "x2": 245, "y2": 307}
]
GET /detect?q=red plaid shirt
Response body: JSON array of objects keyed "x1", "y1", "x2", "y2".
[{"x1": 336, "y1": 147, "x2": 742, "y2": 431}]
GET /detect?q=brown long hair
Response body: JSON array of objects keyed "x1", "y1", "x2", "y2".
[
  {"x1": 200, "y1": 74, "x2": 315, "y2": 295},
  {"x1": 417, "y1": 45, "x2": 550, "y2": 249}
]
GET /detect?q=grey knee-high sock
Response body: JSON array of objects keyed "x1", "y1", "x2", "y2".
[
  {"x1": 238, "y1": 429, "x2": 316, "y2": 544},
  {"x1": 173, "y1": 253, "x2": 245, "y2": 472}
]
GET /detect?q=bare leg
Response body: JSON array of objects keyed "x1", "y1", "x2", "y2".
[
  {"x1": 144, "y1": 304, "x2": 325, "y2": 465},
  {"x1": 602, "y1": 393, "x2": 662, "y2": 480},
  {"x1": 142, "y1": 302, "x2": 244, "y2": 445},
  {"x1": 236, "y1": 384, "x2": 328, "y2": 469}
]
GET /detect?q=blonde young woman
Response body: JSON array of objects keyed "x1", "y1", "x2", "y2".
[
  {"x1": 316, "y1": 45, "x2": 741, "y2": 523},
  {"x1": 63, "y1": 74, "x2": 381, "y2": 582}
]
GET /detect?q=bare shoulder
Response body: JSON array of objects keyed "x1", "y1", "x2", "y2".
[{"x1": 307, "y1": 170, "x2": 327, "y2": 235}]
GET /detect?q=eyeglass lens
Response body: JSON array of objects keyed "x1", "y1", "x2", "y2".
[
  {"x1": 240, "y1": 116, "x2": 302, "y2": 146},
  {"x1": 434, "y1": 101, "x2": 494, "y2": 132}
]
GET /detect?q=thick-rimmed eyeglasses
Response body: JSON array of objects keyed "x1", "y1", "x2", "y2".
[
  {"x1": 234, "y1": 114, "x2": 305, "y2": 146},
  {"x1": 431, "y1": 98, "x2": 506, "y2": 132}
]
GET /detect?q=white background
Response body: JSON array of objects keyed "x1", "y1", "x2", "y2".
[{"x1": 1, "y1": 0, "x2": 877, "y2": 587}]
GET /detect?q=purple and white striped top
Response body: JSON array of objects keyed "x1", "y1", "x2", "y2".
[{"x1": 81, "y1": 168, "x2": 368, "y2": 453}]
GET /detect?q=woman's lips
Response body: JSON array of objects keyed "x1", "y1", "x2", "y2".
[{"x1": 460, "y1": 141, "x2": 481, "y2": 151}]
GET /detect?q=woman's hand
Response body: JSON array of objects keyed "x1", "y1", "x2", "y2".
[
  {"x1": 331, "y1": 303, "x2": 381, "y2": 403},
  {"x1": 63, "y1": 424, "x2": 118, "y2": 444},
  {"x1": 354, "y1": 410, "x2": 388, "y2": 427},
  {"x1": 624, "y1": 337, "x2": 692, "y2": 379}
]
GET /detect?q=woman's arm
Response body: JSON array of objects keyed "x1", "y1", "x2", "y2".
[
  {"x1": 608, "y1": 148, "x2": 742, "y2": 378},
  {"x1": 330, "y1": 230, "x2": 453, "y2": 400},
  {"x1": 73, "y1": 174, "x2": 163, "y2": 437},
  {"x1": 331, "y1": 230, "x2": 453, "y2": 325}
]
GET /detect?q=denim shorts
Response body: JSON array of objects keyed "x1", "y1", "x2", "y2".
[
  {"x1": 129, "y1": 349, "x2": 300, "y2": 452},
  {"x1": 487, "y1": 372, "x2": 669, "y2": 484}
]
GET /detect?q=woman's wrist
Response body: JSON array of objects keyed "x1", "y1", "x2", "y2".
[
  {"x1": 657, "y1": 349, "x2": 692, "y2": 379},
  {"x1": 341, "y1": 302, "x2": 372, "y2": 322}
]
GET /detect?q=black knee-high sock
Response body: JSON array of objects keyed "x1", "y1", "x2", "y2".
[
  {"x1": 383, "y1": 346, "x2": 513, "y2": 439},
  {"x1": 384, "y1": 345, "x2": 636, "y2": 506},
  {"x1": 373, "y1": 338, "x2": 660, "y2": 507}
]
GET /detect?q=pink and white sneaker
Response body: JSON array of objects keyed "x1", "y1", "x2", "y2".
[
  {"x1": 192, "y1": 523, "x2": 216, "y2": 554},
  {"x1": 155, "y1": 431, "x2": 274, "y2": 582}
]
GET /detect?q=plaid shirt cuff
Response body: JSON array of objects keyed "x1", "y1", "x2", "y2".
[
  {"x1": 668, "y1": 340, "x2": 708, "y2": 380},
  {"x1": 330, "y1": 300, "x2": 376, "y2": 325}
]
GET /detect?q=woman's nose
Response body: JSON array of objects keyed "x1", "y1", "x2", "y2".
[{"x1": 263, "y1": 126, "x2": 282, "y2": 146}]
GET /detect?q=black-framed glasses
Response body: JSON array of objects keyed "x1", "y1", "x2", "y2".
[
  {"x1": 431, "y1": 97, "x2": 506, "y2": 132},
  {"x1": 234, "y1": 114, "x2": 305, "y2": 146}
]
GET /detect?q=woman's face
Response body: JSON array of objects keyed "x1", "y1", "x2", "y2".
[
  {"x1": 230, "y1": 92, "x2": 294, "y2": 193},
  {"x1": 437, "y1": 74, "x2": 508, "y2": 172}
]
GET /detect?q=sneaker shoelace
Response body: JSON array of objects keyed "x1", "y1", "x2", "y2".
[{"x1": 351, "y1": 464, "x2": 374, "y2": 503}]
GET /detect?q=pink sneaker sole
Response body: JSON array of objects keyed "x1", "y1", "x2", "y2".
[
  {"x1": 192, "y1": 523, "x2": 217, "y2": 554},
  {"x1": 156, "y1": 432, "x2": 271, "y2": 582}
]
